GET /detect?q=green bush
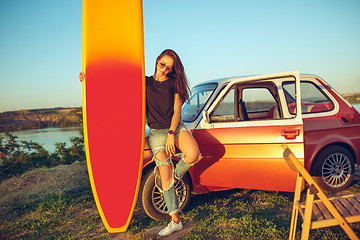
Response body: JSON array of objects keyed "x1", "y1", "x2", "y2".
[{"x1": 0, "y1": 131, "x2": 85, "y2": 182}]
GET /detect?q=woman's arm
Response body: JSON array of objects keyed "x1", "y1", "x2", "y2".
[
  {"x1": 169, "y1": 93, "x2": 182, "y2": 132},
  {"x1": 166, "y1": 93, "x2": 182, "y2": 155}
]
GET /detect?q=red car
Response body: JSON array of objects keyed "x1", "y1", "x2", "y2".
[{"x1": 140, "y1": 71, "x2": 360, "y2": 220}]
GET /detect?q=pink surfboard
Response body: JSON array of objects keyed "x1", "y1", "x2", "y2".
[{"x1": 81, "y1": 0, "x2": 145, "y2": 233}]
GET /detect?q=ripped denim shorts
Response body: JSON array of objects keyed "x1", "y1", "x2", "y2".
[{"x1": 148, "y1": 120, "x2": 187, "y2": 157}]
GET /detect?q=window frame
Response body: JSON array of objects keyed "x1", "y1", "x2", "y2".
[
  {"x1": 209, "y1": 81, "x2": 282, "y2": 123},
  {"x1": 182, "y1": 83, "x2": 218, "y2": 123}
]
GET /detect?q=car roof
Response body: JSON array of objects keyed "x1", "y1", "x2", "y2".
[{"x1": 195, "y1": 73, "x2": 322, "y2": 87}]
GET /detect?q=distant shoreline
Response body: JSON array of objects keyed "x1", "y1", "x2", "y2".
[
  {"x1": 342, "y1": 93, "x2": 360, "y2": 104},
  {"x1": 0, "y1": 107, "x2": 83, "y2": 133},
  {"x1": 2, "y1": 125, "x2": 83, "y2": 134}
]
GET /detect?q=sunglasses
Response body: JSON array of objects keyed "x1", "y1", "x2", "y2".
[{"x1": 158, "y1": 62, "x2": 173, "y2": 72}]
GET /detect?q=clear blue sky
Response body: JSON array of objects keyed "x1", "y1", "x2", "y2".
[{"x1": 1, "y1": 0, "x2": 359, "y2": 112}]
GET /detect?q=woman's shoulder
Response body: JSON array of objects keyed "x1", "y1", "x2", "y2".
[{"x1": 146, "y1": 76, "x2": 154, "y2": 84}]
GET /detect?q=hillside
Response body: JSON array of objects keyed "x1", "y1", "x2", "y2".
[
  {"x1": 0, "y1": 107, "x2": 82, "y2": 132},
  {"x1": 343, "y1": 93, "x2": 360, "y2": 104}
]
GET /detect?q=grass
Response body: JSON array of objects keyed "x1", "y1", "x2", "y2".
[
  {"x1": 0, "y1": 162, "x2": 359, "y2": 239},
  {"x1": 0, "y1": 162, "x2": 108, "y2": 240}
]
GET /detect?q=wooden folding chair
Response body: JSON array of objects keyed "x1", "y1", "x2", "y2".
[{"x1": 282, "y1": 144, "x2": 360, "y2": 240}]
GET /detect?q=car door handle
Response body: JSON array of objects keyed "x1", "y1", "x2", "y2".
[{"x1": 281, "y1": 129, "x2": 300, "y2": 140}]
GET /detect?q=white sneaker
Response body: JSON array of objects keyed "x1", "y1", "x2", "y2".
[{"x1": 158, "y1": 220, "x2": 183, "y2": 237}]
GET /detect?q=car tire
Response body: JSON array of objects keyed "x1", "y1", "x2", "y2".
[
  {"x1": 140, "y1": 168, "x2": 191, "y2": 221},
  {"x1": 310, "y1": 145, "x2": 355, "y2": 193}
]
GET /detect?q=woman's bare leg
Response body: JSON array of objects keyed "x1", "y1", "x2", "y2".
[
  {"x1": 155, "y1": 152, "x2": 172, "y2": 190},
  {"x1": 176, "y1": 130, "x2": 199, "y2": 165},
  {"x1": 155, "y1": 151, "x2": 181, "y2": 223},
  {"x1": 175, "y1": 130, "x2": 199, "y2": 178}
]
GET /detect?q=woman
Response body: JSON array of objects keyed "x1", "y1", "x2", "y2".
[
  {"x1": 146, "y1": 49, "x2": 199, "y2": 237},
  {"x1": 79, "y1": 49, "x2": 199, "y2": 237}
]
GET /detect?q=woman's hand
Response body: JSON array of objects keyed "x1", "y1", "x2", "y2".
[
  {"x1": 79, "y1": 72, "x2": 85, "y2": 82},
  {"x1": 165, "y1": 134, "x2": 176, "y2": 155}
]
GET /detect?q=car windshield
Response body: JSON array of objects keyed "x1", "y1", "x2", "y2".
[{"x1": 182, "y1": 83, "x2": 217, "y2": 122}]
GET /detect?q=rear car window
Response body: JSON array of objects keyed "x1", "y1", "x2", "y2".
[{"x1": 283, "y1": 81, "x2": 334, "y2": 114}]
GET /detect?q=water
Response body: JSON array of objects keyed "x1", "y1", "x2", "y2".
[
  {"x1": 2, "y1": 126, "x2": 83, "y2": 153},
  {"x1": 353, "y1": 103, "x2": 360, "y2": 112}
]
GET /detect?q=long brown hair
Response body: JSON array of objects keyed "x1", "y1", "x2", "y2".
[{"x1": 155, "y1": 49, "x2": 190, "y2": 103}]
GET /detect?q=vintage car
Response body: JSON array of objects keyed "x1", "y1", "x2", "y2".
[{"x1": 139, "y1": 71, "x2": 360, "y2": 220}]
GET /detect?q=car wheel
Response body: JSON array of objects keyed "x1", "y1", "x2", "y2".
[
  {"x1": 140, "y1": 168, "x2": 191, "y2": 221},
  {"x1": 311, "y1": 146, "x2": 355, "y2": 193}
]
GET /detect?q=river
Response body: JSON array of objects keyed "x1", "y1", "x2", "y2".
[
  {"x1": 352, "y1": 103, "x2": 360, "y2": 112},
  {"x1": 1, "y1": 126, "x2": 83, "y2": 153},
  {"x1": 2, "y1": 104, "x2": 360, "y2": 153}
]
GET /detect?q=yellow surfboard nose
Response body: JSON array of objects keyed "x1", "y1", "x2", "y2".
[{"x1": 82, "y1": 0, "x2": 144, "y2": 68}]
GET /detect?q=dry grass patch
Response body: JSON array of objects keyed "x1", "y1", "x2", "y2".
[{"x1": 0, "y1": 161, "x2": 89, "y2": 212}]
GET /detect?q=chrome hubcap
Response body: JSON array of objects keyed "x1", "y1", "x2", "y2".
[{"x1": 322, "y1": 153, "x2": 352, "y2": 188}]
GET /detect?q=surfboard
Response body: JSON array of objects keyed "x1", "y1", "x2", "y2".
[{"x1": 81, "y1": 0, "x2": 145, "y2": 233}]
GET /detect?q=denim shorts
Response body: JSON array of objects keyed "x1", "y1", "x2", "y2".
[{"x1": 148, "y1": 120, "x2": 187, "y2": 157}]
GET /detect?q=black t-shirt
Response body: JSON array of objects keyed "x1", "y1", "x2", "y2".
[{"x1": 146, "y1": 76, "x2": 177, "y2": 129}]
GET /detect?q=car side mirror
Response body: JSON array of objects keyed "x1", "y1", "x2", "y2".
[{"x1": 202, "y1": 111, "x2": 210, "y2": 124}]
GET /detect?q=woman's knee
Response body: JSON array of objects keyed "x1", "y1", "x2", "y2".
[
  {"x1": 187, "y1": 142, "x2": 200, "y2": 163},
  {"x1": 154, "y1": 152, "x2": 173, "y2": 174},
  {"x1": 155, "y1": 151, "x2": 170, "y2": 161},
  {"x1": 177, "y1": 132, "x2": 200, "y2": 164},
  {"x1": 187, "y1": 150, "x2": 200, "y2": 164},
  {"x1": 154, "y1": 152, "x2": 175, "y2": 191}
]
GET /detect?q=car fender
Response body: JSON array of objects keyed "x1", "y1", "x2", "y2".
[{"x1": 306, "y1": 133, "x2": 357, "y2": 171}]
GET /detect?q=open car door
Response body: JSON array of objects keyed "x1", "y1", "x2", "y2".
[{"x1": 192, "y1": 71, "x2": 304, "y2": 192}]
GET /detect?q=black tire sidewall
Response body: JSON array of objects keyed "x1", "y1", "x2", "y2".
[{"x1": 311, "y1": 145, "x2": 355, "y2": 193}]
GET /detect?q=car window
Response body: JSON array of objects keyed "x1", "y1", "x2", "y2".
[
  {"x1": 243, "y1": 88, "x2": 277, "y2": 113},
  {"x1": 241, "y1": 87, "x2": 285, "y2": 120},
  {"x1": 209, "y1": 83, "x2": 285, "y2": 123},
  {"x1": 182, "y1": 83, "x2": 217, "y2": 122},
  {"x1": 210, "y1": 87, "x2": 235, "y2": 122},
  {"x1": 283, "y1": 81, "x2": 334, "y2": 114}
]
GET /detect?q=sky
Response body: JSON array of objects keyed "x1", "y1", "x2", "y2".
[{"x1": 1, "y1": 0, "x2": 359, "y2": 112}]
